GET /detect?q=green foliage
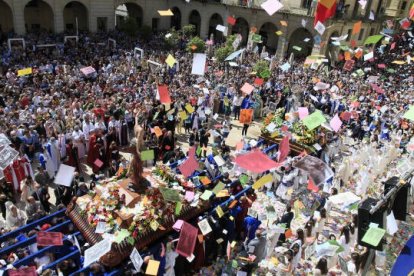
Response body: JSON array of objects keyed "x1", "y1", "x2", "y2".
[
  {"x1": 214, "y1": 46, "x2": 233, "y2": 63},
  {"x1": 253, "y1": 60, "x2": 270, "y2": 77},
  {"x1": 118, "y1": 17, "x2": 139, "y2": 37},
  {"x1": 182, "y1": 24, "x2": 196, "y2": 37},
  {"x1": 214, "y1": 34, "x2": 239, "y2": 63},
  {"x1": 138, "y1": 25, "x2": 153, "y2": 41},
  {"x1": 187, "y1": 36, "x2": 206, "y2": 53},
  {"x1": 225, "y1": 34, "x2": 238, "y2": 48},
  {"x1": 164, "y1": 28, "x2": 180, "y2": 49}
]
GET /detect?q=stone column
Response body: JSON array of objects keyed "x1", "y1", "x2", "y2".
[
  {"x1": 199, "y1": 13, "x2": 210, "y2": 39},
  {"x1": 12, "y1": 0, "x2": 25, "y2": 35},
  {"x1": 54, "y1": 1, "x2": 64, "y2": 33}
]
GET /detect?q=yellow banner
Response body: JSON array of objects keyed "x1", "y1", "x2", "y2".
[
  {"x1": 18, "y1": 68, "x2": 32, "y2": 76},
  {"x1": 252, "y1": 174, "x2": 273, "y2": 190}
]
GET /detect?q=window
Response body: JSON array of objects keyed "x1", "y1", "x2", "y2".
[
  {"x1": 97, "y1": 17, "x2": 107, "y2": 32},
  {"x1": 302, "y1": 0, "x2": 312, "y2": 9},
  {"x1": 352, "y1": 0, "x2": 360, "y2": 17},
  {"x1": 346, "y1": 29, "x2": 352, "y2": 41},
  {"x1": 369, "y1": 27, "x2": 375, "y2": 36},
  {"x1": 358, "y1": 28, "x2": 365, "y2": 40},
  {"x1": 401, "y1": 1, "x2": 408, "y2": 11}
]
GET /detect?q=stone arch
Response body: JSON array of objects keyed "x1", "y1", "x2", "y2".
[
  {"x1": 63, "y1": 1, "x2": 88, "y2": 31},
  {"x1": 232, "y1": 17, "x2": 249, "y2": 45},
  {"x1": 259, "y1": 22, "x2": 279, "y2": 54},
  {"x1": 287, "y1": 27, "x2": 314, "y2": 59},
  {"x1": 170, "y1": 7, "x2": 181, "y2": 30},
  {"x1": 24, "y1": 0, "x2": 54, "y2": 32},
  {"x1": 0, "y1": 0, "x2": 13, "y2": 33},
  {"x1": 208, "y1": 13, "x2": 223, "y2": 42},
  {"x1": 188, "y1": 10, "x2": 201, "y2": 36},
  {"x1": 115, "y1": 2, "x2": 143, "y2": 28}
]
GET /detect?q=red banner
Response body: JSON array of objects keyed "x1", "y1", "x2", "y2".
[
  {"x1": 8, "y1": 266, "x2": 37, "y2": 276},
  {"x1": 36, "y1": 231, "x2": 63, "y2": 247},
  {"x1": 176, "y1": 222, "x2": 198, "y2": 257}
]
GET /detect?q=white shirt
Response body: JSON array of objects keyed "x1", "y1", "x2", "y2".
[
  {"x1": 82, "y1": 122, "x2": 95, "y2": 139},
  {"x1": 95, "y1": 121, "x2": 107, "y2": 131}
]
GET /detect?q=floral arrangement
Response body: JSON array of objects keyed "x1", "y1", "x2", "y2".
[
  {"x1": 261, "y1": 108, "x2": 317, "y2": 145},
  {"x1": 78, "y1": 176, "x2": 195, "y2": 245}
]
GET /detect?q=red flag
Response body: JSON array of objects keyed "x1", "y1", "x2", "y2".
[
  {"x1": 227, "y1": 16, "x2": 236, "y2": 26},
  {"x1": 307, "y1": 178, "x2": 319, "y2": 192},
  {"x1": 314, "y1": 0, "x2": 337, "y2": 26},
  {"x1": 409, "y1": 3, "x2": 414, "y2": 19},
  {"x1": 254, "y1": 77, "x2": 264, "y2": 86},
  {"x1": 157, "y1": 85, "x2": 172, "y2": 104},
  {"x1": 278, "y1": 135, "x2": 290, "y2": 163}
]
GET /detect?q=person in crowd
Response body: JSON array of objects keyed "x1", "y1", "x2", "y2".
[
  {"x1": 313, "y1": 257, "x2": 329, "y2": 275},
  {"x1": 32, "y1": 183, "x2": 51, "y2": 213},
  {"x1": 34, "y1": 166, "x2": 51, "y2": 187},
  {"x1": 6, "y1": 202, "x2": 27, "y2": 229},
  {"x1": 25, "y1": 196, "x2": 43, "y2": 221}
]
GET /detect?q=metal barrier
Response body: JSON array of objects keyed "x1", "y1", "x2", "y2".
[
  {"x1": 12, "y1": 232, "x2": 81, "y2": 268},
  {"x1": 43, "y1": 250, "x2": 81, "y2": 271},
  {"x1": 0, "y1": 209, "x2": 66, "y2": 244},
  {"x1": 0, "y1": 220, "x2": 72, "y2": 257}
]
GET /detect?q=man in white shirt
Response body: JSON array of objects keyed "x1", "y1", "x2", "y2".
[{"x1": 82, "y1": 115, "x2": 94, "y2": 153}]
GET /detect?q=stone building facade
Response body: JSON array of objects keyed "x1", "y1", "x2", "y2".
[{"x1": 0, "y1": 0, "x2": 407, "y2": 58}]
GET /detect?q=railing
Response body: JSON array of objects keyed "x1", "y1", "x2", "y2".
[
  {"x1": 12, "y1": 231, "x2": 81, "y2": 268},
  {"x1": 0, "y1": 220, "x2": 72, "y2": 257},
  {"x1": 0, "y1": 209, "x2": 66, "y2": 244}
]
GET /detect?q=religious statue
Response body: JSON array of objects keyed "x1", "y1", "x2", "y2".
[{"x1": 126, "y1": 108, "x2": 148, "y2": 194}]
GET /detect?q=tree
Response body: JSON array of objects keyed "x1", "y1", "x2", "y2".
[
  {"x1": 118, "y1": 17, "x2": 139, "y2": 37},
  {"x1": 225, "y1": 34, "x2": 238, "y2": 48},
  {"x1": 164, "y1": 28, "x2": 180, "y2": 49},
  {"x1": 253, "y1": 60, "x2": 270, "y2": 78},
  {"x1": 182, "y1": 24, "x2": 196, "y2": 37},
  {"x1": 187, "y1": 36, "x2": 206, "y2": 53},
  {"x1": 214, "y1": 46, "x2": 233, "y2": 63},
  {"x1": 214, "y1": 34, "x2": 238, "y2": 63}
]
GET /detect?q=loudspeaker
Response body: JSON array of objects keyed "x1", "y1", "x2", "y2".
[
  {"x1": 357, "y1": 197, "x2": 386, "y2": 251},
  {"x1": 384, "y1": 177, "x2": 409, "y2": 221}
]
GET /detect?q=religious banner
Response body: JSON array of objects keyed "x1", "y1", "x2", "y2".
[
  {"x1": 176, "y1": 222, "x2": 198, "y2": 257},
  {"x1": 293, "y1": 155, "x2": 334, "y2": 186},
  {"x1": 36, "y1": 231, "x2": 63, "y2": 246},
  {"x1": 0, "y1": 146, "x2": 19, "y2": 170},
  {"x1": 8, "y1": 267, "x2": 37, "y2": 276}
]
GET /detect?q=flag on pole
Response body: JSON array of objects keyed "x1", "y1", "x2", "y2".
[
  {"x1": 314, "y1": 0, "x2": 337, "y2": 26},
  {"x1": 410, "y1": 3, "x2": 414, "y2": 19}
]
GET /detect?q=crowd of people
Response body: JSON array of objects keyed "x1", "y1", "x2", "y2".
[{"x1": 0, "y1": 20, "x2": 413, "y2": 275}]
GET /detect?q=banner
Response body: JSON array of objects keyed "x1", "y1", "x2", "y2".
[
  {"x1": 240, "y1": 109, "x2": 253, "y2": 124},
  {"x1": 17, "y1": 67, "x2": 32, "y2": 76},
  {"x1": 293, "y1": 155, "x2": 333, "y2": 186},
  {"x1": 36, "y1": 231, "x2": 63, "y2": 246},
  {"x1": 176, "y1": 222, "x2": 198, "y2": 257}
]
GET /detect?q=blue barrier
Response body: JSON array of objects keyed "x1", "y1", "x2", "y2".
[
  {"x1": 13, "y1": 231, "x2": 81, "y2": 268},
  {"x1": 0, "y1": 209, "x2": 66, "y2": 244},
  {"x1": 0, "y1": 220, "x2": 72, "y2": 257},
  {"x1": 43, "y1": 249, "x2": 81, "y2": 271}
]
